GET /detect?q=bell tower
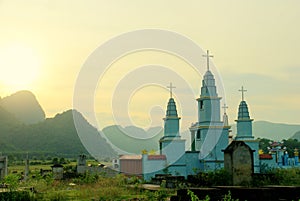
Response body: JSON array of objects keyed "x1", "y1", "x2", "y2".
[
  {"x1": 159, "y1": 83, "x2": 185, "y2": 165},
  {"x1": 189, "y1": 50, "x2": 230, "y2": 171},
  {"x1": 235, "y1": 86, "x2": 260, "y2": 173}
]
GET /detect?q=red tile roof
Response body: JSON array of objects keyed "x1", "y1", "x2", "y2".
[
  {"x1": 259, "y1": 154, "x2": 273, "y2": 159},
  {"x1": 119, "y1": 155, "x2": 142, "y2": 160},
  {"x1": 148, "y1": 155, "x2": 166, "y2": 160}
]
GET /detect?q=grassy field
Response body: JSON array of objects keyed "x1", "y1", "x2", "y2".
[
  {"x1": 8, "y1": 159, "x2": 104, "y2": 174},
  {"x1": 2, "y1": 161, "x2": 174, "y2": 200},
  {"x1": 7, "y1": 174, "x2": 174, "y2": 200}
]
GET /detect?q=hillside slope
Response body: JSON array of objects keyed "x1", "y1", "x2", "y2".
[
  {"x1": 102, "y1": 125, "x2": 163, "y2": 154},
  {"x1": 231, "y1": 121, "x2": 300, "y2": 141},
  {"x1": 0, "y1": 90, "x2": 45, "y2": 124},
  {"x1": 0, "y1": 109, "x2": 117, "y2": 159}
]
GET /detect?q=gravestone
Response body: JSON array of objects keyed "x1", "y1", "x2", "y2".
[
  {"x1": 0, "y1": 156, "x2": 8, "y2": 180},
  {"x1": 223, "y1": 141, "x2": 254, "y2": 185},
  {"x1": 77, "y1": 154, "x2": 87, "y2": 174},
  {"x1": 51, "y1": 164, "x2": 64, "y2": 180}
]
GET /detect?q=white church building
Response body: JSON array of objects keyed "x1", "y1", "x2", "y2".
[{"x1": 119, "y1": 51, "x2": 260, "y2": 181}]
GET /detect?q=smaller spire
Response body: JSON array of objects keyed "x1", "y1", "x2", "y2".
[
  {"x1": 202, "y1": 50, "x2": 214, "y2": 71},
  {"x1": 222, "y1": 103, "x2": 228, "y2": 114},
  {"x1": 167, "y1": 82, "x2": 176, "y2": 98},
  {"x1": 237, "y1": 101, "x2": 251, "y2": 120},
  {"x1": 222, "y1": 103, "x2": 229, "y2": 126},
  {"x1": 238, "y1": 86, "x2": 247, "y2": 101},
  {"x1": 166, "y1": 98, "x2": 178, "y2": 117}
]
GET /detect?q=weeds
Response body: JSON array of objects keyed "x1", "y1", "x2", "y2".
[{"x1": 188, "y1": 190, "x2": 239, "y2": 201}]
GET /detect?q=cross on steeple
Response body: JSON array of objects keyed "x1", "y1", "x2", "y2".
[
  {"x1": 238, "y1": 86, "x2": 247, "y2": 101},
  {"x1": 202, "y1": 50, "x2": 214, "y2": 71},
  {"x1": 222, "y1": 103, "x2": 228, "y2": 114},
  {"x1": 167, "y1": 82, "x2": 176, "y2": 98}
]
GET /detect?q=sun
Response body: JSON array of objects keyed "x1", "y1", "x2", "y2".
[{"x1": 0, "y1": 44, "x2": 40, "y2": 91}]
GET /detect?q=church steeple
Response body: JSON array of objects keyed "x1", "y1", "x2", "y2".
[
  {"x1": 235, "y1": 86, "x2": 254, "y2": 140},
  {"x1": 163, "y1": 83, "x2": 181, "y2": 137},
  {"x1": 160, "y1": 83, "x2": 185, "y2": 163},
  {"x1": 189, "y1": 50, "x2": 230, "y2": 171},
  {"x1": 222, "y1": 103, "x2": 229, "y2": 126},
  {"x1": 197, "y1": 50, "x2": 221, "y2": 123},
  {"x1": 234, "y1": 86, "x2": 260, "y2": 173}
]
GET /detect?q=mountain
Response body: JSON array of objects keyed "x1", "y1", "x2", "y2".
[
  {"x1": 102, "y1": 125, "x2": 163, "y2": 154},
  {"x1": 100, "y1": 120, "x2": 300, "y2": 154},
  {"x1": 0, "y1": 90, "x2": 45, "y2": 124},
  {"x1": 230, "y1": 121, "x2": 300, "y2": 141},
  {"x1": 101, "y1": 121, "x2": 300, "y2": 154},
  {"x1": 290, "y1": 131, "x2": 300, "y2": 141},
  {"x1": 0, "y1": 108, "x2": 117, "y2": 159},
  {"x1": 0, "y1": 105, "x2": 20, "y2": 152}
]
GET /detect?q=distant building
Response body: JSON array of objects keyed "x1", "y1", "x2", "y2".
[
  {"x1": 119, "y1": 155, "x2": 143, "y2": 177},
  {"x1": 112, "y1": 158, "x2": 119, "y2": 169}
]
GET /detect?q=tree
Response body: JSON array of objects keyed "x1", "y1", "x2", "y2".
[
  {"x1": 59, "y1": 157, "x2": 65, "y2": 164},
  {"x1": 283, "y1": 139, "x2": 300, "y2": 156},
  {"x1": 258, "y1": 138, "x2": 272, "y2": 153},
  {"x1": 52, "y1": 157, "x2": 59, "y2": 165}
]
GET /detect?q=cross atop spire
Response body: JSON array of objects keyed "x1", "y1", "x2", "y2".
[
  {"x1": 222, "y1": 103, "x2": 228, "y2": 114},
  {"x1": 167, "y1": 82, "x2": 176, "y2": 98},
  {"x1": 238, "y1": 86, "x2": 247, "y2": 101},
  {"x1": 202, "y1": 50, "x2": 214, "y2": 71}
]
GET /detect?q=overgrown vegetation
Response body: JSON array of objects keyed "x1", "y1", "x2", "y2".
[
  {"x1": 3, "y1": 161, "x2": 300, "y2": 200},
  {"x1": 253, "y1": 168, "x2": 300, "y2": 186},
  {"x1": 188, "y1": 189, "x2": 239, "y2": 201},
  {"x1": 0, "y1": 172, "x2": 174, "y2": 200},
  {"x1": 188, "y1": 169, "x2": 232, "y2": 187},
  {"x1": 188, "y1": 167, "x2": 300, "y2": 187}
]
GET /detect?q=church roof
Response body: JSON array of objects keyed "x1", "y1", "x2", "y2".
[
  {"x1": 148, "y1": 155, "x2": 166, "y2": 160},
  {"x1": 200, "y1": 70, "x2": 218, "y2": 97},
  {"x1": 223, "y1": 141, "x2": 254, "y2": 153},
  {"x1": 204, "y1": 70, "x2": 214, "y2": 78},
  {"x1": 166, "y1": 98, "x2": 178, "y2": 117},
  {"x1": 119, "y1": 155, "x2": 142, "y2": 160},
  {"x1": 259, "y1": 154, "x2": 273, "y2": 160},
  {"x1": 237, "y1": 100, "x2": 251, "y2": 120}
]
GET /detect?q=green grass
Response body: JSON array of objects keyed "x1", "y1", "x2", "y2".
[{"x1": 2, "y1": 169, "x2": 174, "y2": 201}]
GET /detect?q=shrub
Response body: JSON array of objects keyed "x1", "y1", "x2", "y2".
[
  {"x1": 3, "y1": 174, "x2": 20, "y2": 191},
  {"x1": 188, "y1": 169, "x2": 231, "y2": 187}
]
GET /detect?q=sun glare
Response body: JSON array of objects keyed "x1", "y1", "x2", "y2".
[{"x1": 0, "y1": 44, "x2": 40, "y2": 92}]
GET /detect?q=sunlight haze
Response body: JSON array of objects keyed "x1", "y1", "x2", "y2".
[{"x1": 0, "y1": 0, "x2": 299, "y2": 130}]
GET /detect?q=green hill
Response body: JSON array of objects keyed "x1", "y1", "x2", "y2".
[
  {"x1": 230, "y1": 121, "x2": 300, "y2": 141},
  {"x1": 0, "y1": 90, "x2": 45, "y2": 124},
  {"x1": 102, "y1": 125, "x2": 163, "y2": 154},
  {"x1": 0, "y1": 108, "x2": 117, "y2": 159},
  {"x1": 290, "y1": 131, "x2": 300, "y2": 141}
]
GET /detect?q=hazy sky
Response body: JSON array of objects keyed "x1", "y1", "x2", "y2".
[{"x1": 0, "y1": 0, "x2": 299, "y2": 131}]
